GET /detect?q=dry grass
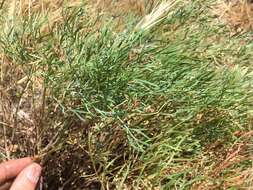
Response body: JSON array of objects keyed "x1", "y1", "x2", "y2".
[
  {"x1": 136, "y1": 0, "x2": 181, "y2": 30},
  {"x1": 95, "y1": 0, "x2": 146, "y2": 16},
  {"x1": 0, "y1": 55, "x2": 43, "y2": 160},
  {"x1": 191, "y1": 130, "x2": 253, "y2": 189},
  {"x1": 213, "y1": 0, "x2": 253, "y2": 31},
  {"x1": 3, "y1": 0, "x2": 157, "y2": 32}
]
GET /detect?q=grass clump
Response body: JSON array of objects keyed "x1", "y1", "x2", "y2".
[{"x1": 1, "y1": 0, "x2": 253, "y2": 189}]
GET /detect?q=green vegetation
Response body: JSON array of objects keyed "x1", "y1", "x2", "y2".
[{"x1": 1, "y1": 0, "x2": 253, "y2": 189}]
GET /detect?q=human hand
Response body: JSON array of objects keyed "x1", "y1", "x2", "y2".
[{"x1": 0, "y1": 157, "x2": 42, "y2": 190}]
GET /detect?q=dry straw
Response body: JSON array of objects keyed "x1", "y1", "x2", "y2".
[
  {"x1": 213, "y1": 0, "x2": 253, "y2": 31},
  {"x1": 136, "y1": 0, "x2": 181, "y2": 31}
]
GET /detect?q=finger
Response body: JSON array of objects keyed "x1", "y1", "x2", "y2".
[
  {"x1": 10, "y1": 163, "x2": 42, "y2": 190},
  {"x1": 0, "y1": 157, "x2": 32, "y2": 184}
]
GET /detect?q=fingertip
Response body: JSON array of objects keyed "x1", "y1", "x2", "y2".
[
  {"x1": 26, "y1": 163, "x2": 42, "y2": 184},
  {"x1": 10, "y1": 163, "x2": 42, "y2": 190}
]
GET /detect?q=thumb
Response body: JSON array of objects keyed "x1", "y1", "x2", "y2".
[{"x1": 10, "y1": 163, "x2": 42, "y2": 190}]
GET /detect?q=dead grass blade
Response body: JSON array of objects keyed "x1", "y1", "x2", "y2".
[{"x1": 135, "y1": 0, "x2": 182, "y2": 31}]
